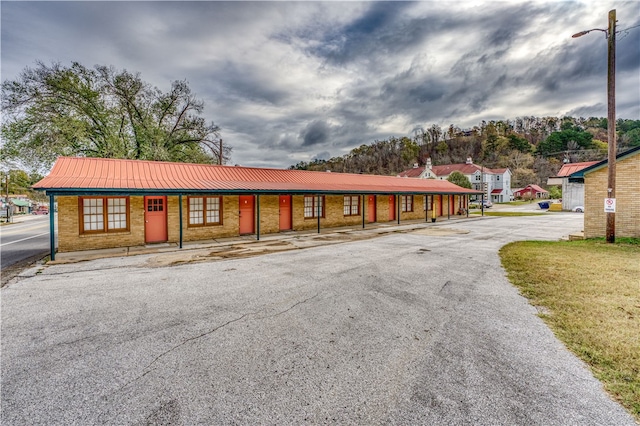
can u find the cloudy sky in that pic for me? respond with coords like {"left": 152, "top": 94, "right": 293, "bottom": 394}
{"left": 2, "top": 1, "right": 639, "bottom": 168}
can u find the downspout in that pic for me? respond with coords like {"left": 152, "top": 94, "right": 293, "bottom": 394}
{"left": 179, "top": 194, "right": 183, "bottom": 249}
{"left": 49, "top": 194, "right": 55, "bottom": 261}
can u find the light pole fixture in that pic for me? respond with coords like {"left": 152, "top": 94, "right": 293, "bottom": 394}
{"left": 572, "top": 9, "right": 617, "bottom": 243}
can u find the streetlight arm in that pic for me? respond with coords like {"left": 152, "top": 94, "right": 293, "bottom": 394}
{"left": 572, "top": 28, "right": 608, "bottom": 38}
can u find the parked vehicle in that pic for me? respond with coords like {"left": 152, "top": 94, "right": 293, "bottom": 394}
{"left": 572, "top": 206, "right": 584, "bottom": 213}
{"left": 469, "top": 199, "right": 492, "bottom": 208}
{"left": 32, "top": 207, "right": 49, "bottom": 215}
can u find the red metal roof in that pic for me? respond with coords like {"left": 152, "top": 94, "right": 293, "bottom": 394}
{"left": 430, "top": 163, "right": 481, "bottom": 176}
{"left": 514, "top": 184, "right": 548, "bottom": 194}
{"left": 555, "top": 161, "right": 598, "bottom": 177}
{"left": 33, "top": 157, "right": 481, "bottom": 195}
{"left": 398, "top": 163, "right": 509, "bottom": 178}
{"left": 397, "top": 167, "right": 425, "bottom": 178}
{"left": 491, "top": 189, "right": 502, "bottom": 194}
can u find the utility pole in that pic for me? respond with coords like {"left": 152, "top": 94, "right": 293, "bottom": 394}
{"left": 605, "top": 9, "right": 616, "bottom": 243}
{"left": 5, "top": 174, "right": 10, "bottom": 223}
{"left": 573, "top": 9, "right": 617, "bottom": 243}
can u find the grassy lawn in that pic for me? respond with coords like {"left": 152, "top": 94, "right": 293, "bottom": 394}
{"left": 500, "top": 239, "right": 640, "bottom": 421}
{"left": 469, "top": 211, "right": 546, "bottom": 217}
{"left": 499, "top": 200, "right": 541, "bottom": 206}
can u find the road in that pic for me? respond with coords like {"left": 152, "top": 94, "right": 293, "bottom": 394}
{"left": 1, "top": 215, "right": 52, "bottom": 274}
{"left": 2, "top": 213, "right": 634, "bottom": 425}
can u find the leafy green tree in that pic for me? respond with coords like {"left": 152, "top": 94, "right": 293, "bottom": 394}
{"left": 507, "top": 134, "right": 531, "bottom": 152}
{"left": 447, "top": 171, "right": 472, "bottom": 189}
{"left": 548, "top": 186, "right": 562, "bottom": 199}
{"left": 536, "top": 128, "right": 593, "bottom": 158}
{"left": 620, "top": 128, "right": 640, "bottom": 148}
{"left": 1, "top": 61, "right": 228, "bottom": 170}
{"left": 1, "top": 169, "right": 46, "bottom": 201}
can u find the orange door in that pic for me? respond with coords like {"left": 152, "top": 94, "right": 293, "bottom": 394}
{"left": 144, "top": 196, "right": 167, "bottom": 243}
{"left": 368, "top": 195, "right": 376, "bottom": 223}
{"left": 239, "top": 195, "right": 255, "bottom": 234}
{"left": 388, "top": 195, "right": 395, "bottom": 221}
{"left": 279, "top": 195, "right": 292, "bottom": 231}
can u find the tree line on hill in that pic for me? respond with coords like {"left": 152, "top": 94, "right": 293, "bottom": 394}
{"left": 289, "top": 117, "right": 640, "bottom": 189}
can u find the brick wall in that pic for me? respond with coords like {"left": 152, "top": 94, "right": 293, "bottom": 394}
{"left": 56, "top": 192, "right": 464, "bottom": 252}
{"left": 584, "top": 153, "right": 640, "bottom": 238}
{"left": 180, "top": 195, "right": 241, "bottom": 242}
{"left": 56, "top": 196, "right": 145, "bottom": 252}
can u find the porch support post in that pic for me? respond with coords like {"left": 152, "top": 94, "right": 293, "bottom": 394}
{"left": 256, "top": 194, "right": 260, "bottom": 241}
{"left": 362, "top": 195, "right": 365, "bottom": 229}
{"left": 317, "top": 195, "right": 321, "bottom": 234}
{"left": 432, "top": 195, "right": 437, "bottom": 223}
{"left": 49, "top": 194, "right": 55, "bottom": 261}
{"left": 179, "top": 194, "right": 183, "bottom": 249}
{"left": 425, "top": 194, "right": 428, "bottom": 222}
{"left": 447, "top": 195, "right": 450, "bottom": 219}
{"left": 397, "top": 194, "right": 400, "bottom": 225}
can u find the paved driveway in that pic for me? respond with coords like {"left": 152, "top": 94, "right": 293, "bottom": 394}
{"left": 1, "top": 214, "right": 634, "bottom": 425}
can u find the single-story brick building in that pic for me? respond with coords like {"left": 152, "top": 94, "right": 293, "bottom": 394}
{"left": 569, "top": 145, "right": 640, "bottom": 239}
{"left": 33, "top": 157, "right": 481, "bottom": 259}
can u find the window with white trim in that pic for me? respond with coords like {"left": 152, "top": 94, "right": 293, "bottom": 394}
{"left": 423, "top": 195, "right": 432, "bottom": 211}
{"left": 343, "top": 195, "right": 360, "bottom": 216}
{"left": 401, "top": 195, "right": 413, "bottom": 212}
{"left": 79, "top": 197, "right": 129, "bottom": 234}
{"left": 188, "top": 196, "right": 222, "bottom": 226}
{"left": 304, "top": 195, "right": 325, "bottom": 218}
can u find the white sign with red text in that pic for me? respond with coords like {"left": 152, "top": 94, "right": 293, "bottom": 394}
{"left": 604, "top": 198, "right": 616, "bottom": 213}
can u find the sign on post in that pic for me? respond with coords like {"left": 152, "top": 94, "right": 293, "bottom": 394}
{"left": 604, "top": 198, "right": 616, "bottom": 213}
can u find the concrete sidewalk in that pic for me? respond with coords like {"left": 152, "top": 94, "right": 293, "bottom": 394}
{"left": 50, "top": 215, "right": 483, "bottom": 266}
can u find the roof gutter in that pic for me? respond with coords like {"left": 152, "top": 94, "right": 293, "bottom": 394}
{"left": 36, "top": 188, "right": 483, "bottom": 197}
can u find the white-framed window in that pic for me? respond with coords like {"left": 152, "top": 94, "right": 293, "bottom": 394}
{"left": 401, "top": 195, "right": 413, "bottom": 212}
{"left": 304, "top": 195, "right": 324, "bottom": 218}
{"left": 423, "top": 195, "right": 432, "bottom": 211}
{"left": 79, "top": 197, "right": 129, "bottom": 234}
{"left": 343, "top": 195, "right": 360, "bottom": 216}
{"left": 188, "top": 196, "right": 222, "bottom": 226}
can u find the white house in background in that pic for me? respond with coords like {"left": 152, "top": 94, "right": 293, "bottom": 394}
{"left": 398, "top": 158, "right": 513, "bottom": 203}
{"left": 547, "top": 161, "right": 598, "bottom": 211}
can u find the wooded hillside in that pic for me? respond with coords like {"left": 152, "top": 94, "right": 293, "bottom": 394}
{"left": 289, "top": 117, "right": 640, "bottom": 189}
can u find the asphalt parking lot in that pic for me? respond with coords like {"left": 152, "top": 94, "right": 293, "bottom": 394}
{"left": 1, "top": 213, "right": 635, "bottom": 425}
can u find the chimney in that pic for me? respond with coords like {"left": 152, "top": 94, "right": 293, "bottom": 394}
{"left": 466, "top": 157, "right": 473, "bottom": 165}
{"left": 426, "top": 158, "right": 432, "bottom": 168}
